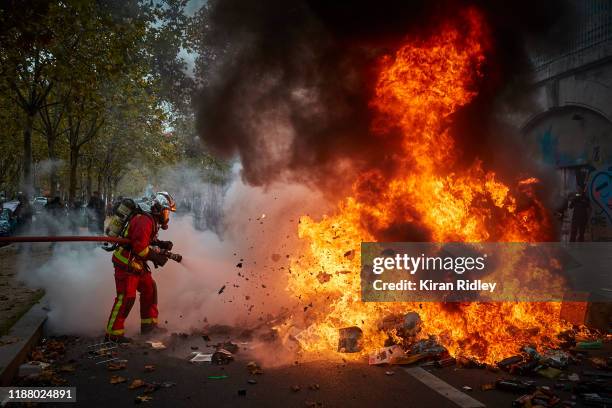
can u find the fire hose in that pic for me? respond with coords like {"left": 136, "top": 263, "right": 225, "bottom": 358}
{"left": 0, "top": 235, "right": 182, "bottom": 263}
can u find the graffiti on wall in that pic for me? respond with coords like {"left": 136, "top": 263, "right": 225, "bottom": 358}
{"left": 589, "top": 167, "right": 612, "bottom": 224}
{"left": 584, "top": 166, "right": 612, "bottom": 240}
{"left": 527, "top": 107, "right": 612, "bottom": 239}
{"left": 537, "top": 127, "right": 594, "bottom": 167}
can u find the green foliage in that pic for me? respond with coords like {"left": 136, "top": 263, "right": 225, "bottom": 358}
{"left": 0, "top": 0, "right": 229, "bottom": 200}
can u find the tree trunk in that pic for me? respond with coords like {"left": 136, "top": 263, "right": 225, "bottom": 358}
{"left": 107, "top": 177, "right": 113, "bottom": 202}
{"left": 96, "top": 172, "right": 102, "bottom": 194}
{"left": 22, "top": 112, "right": 34, "bottom": 194}
{"left": 68, "top": 146, "right": 80, "bottom": 203}
{"left": 86, "top": 160, "right": 92, "bottom": 198}
{"left": 48, "top": 137, "right": 58, "bottom": 196}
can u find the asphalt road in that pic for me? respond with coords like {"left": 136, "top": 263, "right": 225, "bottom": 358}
{"left": 12, "top": 333, "right": 611, "bottom": 408}
{"left": 46, "top": 334, "right": 463, "bottom": 408}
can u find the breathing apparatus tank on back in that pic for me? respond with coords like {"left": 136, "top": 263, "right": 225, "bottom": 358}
{"left": 102, "top": 198, "right": 138, "bottom": 251}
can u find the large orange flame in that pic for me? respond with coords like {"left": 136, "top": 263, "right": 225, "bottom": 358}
{"left": 284, "top": 8, "right": 568, "bottom": 365}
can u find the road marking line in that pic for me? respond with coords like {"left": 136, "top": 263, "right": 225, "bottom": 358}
{"left": 404, "top": 367, "right": 485, "bottom": 408}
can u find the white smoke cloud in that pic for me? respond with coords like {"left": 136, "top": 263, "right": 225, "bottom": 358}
{"left": 35, "top": 159, "right": 64, "bottom": 176}
{"left": 19, "top": 164, "right": 330, "bottom": 338}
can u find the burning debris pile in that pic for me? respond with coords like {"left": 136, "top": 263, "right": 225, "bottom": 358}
{"left": 280, "top": 8, "right": 574, "bottom": 365}
{"left": 355, "top": 314, "right": 611, "bottom": 407}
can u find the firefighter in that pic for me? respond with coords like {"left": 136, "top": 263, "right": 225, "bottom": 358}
{"left": 105, "top": 192, "right": 176, "bottom": 343}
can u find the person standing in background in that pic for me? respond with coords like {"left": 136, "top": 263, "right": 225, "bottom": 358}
{"left": 569, "top": 187, "right": 591, "bottom": 242}
{"left": 87, "top": 191, "right": 106, "bottom": 234}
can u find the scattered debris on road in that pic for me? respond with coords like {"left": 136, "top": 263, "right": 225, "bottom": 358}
{"left": 190, "top": 352, "right": 213, "bottom": 364}
{"left": 18, "top": 361, "right": 50, "bottom": 377}
{"left": 369, "top": 345, "right": 407, "bottom": 365}
{"left": 212, "top": 348, "right": 234, "bottom": 364}
{"left": 337, "top": 326, "right": 363, "bottom": 353}
{"left": 146, "top": 340, "right": 166, "bottom": 350}
{"left": 207, "top": 375, "right": 229, "bottom": 380}
{"left": 247, "top": 361, "right": 264, "bottom": 375}
{"left": 160, "top": 381, "right": 176, "bottom": 388}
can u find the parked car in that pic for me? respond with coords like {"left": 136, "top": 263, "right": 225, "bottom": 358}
{"left": 0, "top": 200, "right": 19, "bottom": 237}
{"left": 32, "top": 196, "right": 48, "bottom": 213}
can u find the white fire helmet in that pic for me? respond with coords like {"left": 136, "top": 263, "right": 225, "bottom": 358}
{"left": 152, "top": 191, "right": 176, "bottom": 229}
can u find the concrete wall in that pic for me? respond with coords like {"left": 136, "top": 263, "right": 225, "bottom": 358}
{"left": 523, "top": 35, "right": 612, "bottom": 240}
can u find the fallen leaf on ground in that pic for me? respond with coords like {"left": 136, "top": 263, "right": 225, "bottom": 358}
{"left": 30, "top": 350, "right": 45, "bottom": 361}
{"left": 129, "top": 379, "right": 146, "bottom": 389}
{"left": 58, "top": 364, "right": 75, "bottom": 373}
{"left": 135, "top": 395, "right": 153, "bottom": 403}
{"left": 110, "top": 375, "right": 127, "bottom": 384}
{"left": 107, "top": 361, "right": 126, "bottom": 371}
{"left": 50, "top": 374, "right": 68, "bottom": 386}
{"left": 46, "top": 340, "right": 65, "bottom": 353}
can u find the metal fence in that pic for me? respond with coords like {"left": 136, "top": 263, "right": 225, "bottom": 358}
{"left": 531, "top": 0, "right": 612, "bottom": 69}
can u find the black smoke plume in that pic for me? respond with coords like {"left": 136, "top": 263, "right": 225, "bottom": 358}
{"left": 193, "top": 0, "right": 574, "bottom": 196}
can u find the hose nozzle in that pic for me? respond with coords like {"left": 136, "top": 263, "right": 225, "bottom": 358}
{"left": 169, "top": 252, "right": 182, "bottom": 263}
{"left": 159, "top": 249, "right": 182, "bottom": 263}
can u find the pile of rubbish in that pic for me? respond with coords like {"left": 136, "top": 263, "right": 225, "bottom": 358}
{"left": 490, "top": 341, "right": 612, "bottom": 407}
{"left": 337, "top": 312, "right": 611, "bottom": 407}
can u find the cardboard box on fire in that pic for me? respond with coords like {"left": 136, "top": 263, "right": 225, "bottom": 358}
{"left": 368, "top": 345, "right": 427, "bottom": 365}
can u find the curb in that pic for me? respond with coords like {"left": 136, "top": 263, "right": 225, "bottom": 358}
{"left": 0, "top": 296, "right": 48, "bottom": 385}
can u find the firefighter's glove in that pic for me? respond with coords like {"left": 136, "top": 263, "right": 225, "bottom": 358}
{"left": 154, "top": 240, "right": 173, "bottom": 251}
{"left": 148, "top": 248, "right": 169, "bottom": 268}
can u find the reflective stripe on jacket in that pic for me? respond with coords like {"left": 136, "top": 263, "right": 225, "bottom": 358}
{"left": 112, "top": 213, "right": 157, "bottom": 272}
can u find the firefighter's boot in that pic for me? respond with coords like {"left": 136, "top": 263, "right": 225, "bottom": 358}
{"left": 104, "top": 333, "right": 132, "bottom": 344}
{"left": 140, "top": 324, "right": 168, "bottom": 336}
